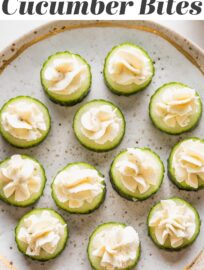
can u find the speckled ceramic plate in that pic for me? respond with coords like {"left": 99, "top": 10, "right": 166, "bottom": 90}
{"left": 0, "top": 21, "right": 204, "bottom": 270}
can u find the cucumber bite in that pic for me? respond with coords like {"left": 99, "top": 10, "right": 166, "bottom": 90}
{"left": 104, "top": 43, "right": 154, "bottom": 96}
{"left": 15, "top": 209, "right": 68, "bottom": 261}
{"left": 52, "top": 162, "right": 106, "bottom": 214}
{"left": 41, "top": 51, "right": 91, "bottom": 106}
{"left": 149, "top": 82, "right": 202, "bottom": 135}
{"left": 87, "top": 222, "right": 140, "bottom": 270}
{"left": 0, "top": 154, "right": 46, "bottom": 207}
{"left": 0, "top": 96, "right": 51, "bottom": 148}
{"left": 168, "top": 137, "right": 204, "bottom": 191}
{"left": 147, "top": 198, "right": 200, "bottom": 250}
{"left": 110, "top": 148, "right": 164, "bottom": 201}
{"left": 73, "top": 100, "right": 125, "bottom": 152}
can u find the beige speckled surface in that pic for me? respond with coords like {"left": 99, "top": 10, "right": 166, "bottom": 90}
{"left": 0, "top": 21, "right": 204, "bottom": 270}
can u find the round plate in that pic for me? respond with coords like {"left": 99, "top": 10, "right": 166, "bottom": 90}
{"left": 0, "top": 21, "right": 204, "bottom": 270}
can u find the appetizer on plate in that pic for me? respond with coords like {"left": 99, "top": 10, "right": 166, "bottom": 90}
{"left": 110, "top": 148, "right": 164, "bottom": 201}
{"left": 0, "top": 154, "right": 46, "bottom": 207}
{"left": 149, "top": 82, "right": 202, "bottom": 135}
{"left": 87, "top": 222, "right": 140, "bottom": 270}
{"left": 104, "top": 43, "right": 154, "bottom": 96}
{"left": 15, "top": 209, "right": 68, "bottom": 261}
{"left": 168, "top": 137, "right": 204, "bottom": 191}
{"left": 52, "top": 162, "right": 106, "bottom": 214}
{"left": 73, "top": 99, "right": 125, "bottom": 152}
{"left": 41, "top": 51, "right": 91, "bottom": 106}
{"left": 0, "top": 96, "right": 51, "bottom": 148}
{"left": 147, "top": 198, "right": 200, "bottom": 250}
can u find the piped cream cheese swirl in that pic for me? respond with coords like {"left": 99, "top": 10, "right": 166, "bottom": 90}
{"left": 54, "top": 165, "right": 104, "bottom": 208}
{"left": 0, "top": 155, "right": 41, "bottom": 202}
{"left": 92, "top": 226, "right": 139, "bottom": 270}
{"left": 18, "top": 210, "right": 66, "bottom": 256}
{"left": 116, "top": 148, "right": 158, "bottom": 194}
{"left": 80, "top": 105, "right": 121, "bottom": 145}
{"left": 44, "top": 56, "right": 88, "bottom": 95}
{"left": 1, "top": 101, "right": 47, "bottom": 141}
{"left": 149, "top": 199, "right": 196, "bottom": 248}
{"left": 172, "top": 139, "right": 204, "bottom": 188}
{"left": 108, "top": 46, "right": 152, "bottom": 86}
{"left": 156, "top": 87, "right": 199, "bottom": 128}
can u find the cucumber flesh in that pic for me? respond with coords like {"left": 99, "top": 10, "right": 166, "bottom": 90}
{"left": 149, "top": 82, "right": 202, "bottom": 135}
{"left": 15, "top": 209, "right": 68, "bottom": 261}
{"left": 104, "top": 43, "right": 154, "bottom": 96}
{"left": 52, "top": 162, "right": 106, "bottom": 214}
{"left": 147, "top": 198, "right": 201, "bottom": 250}
{"left": 168, "top": 137, "right": 204, "bottom": 191}
{"left": 0, "top": 96, "right": 51, "bottom": 148}
{"left": 88, "top": 222, "right": 140, "bottom": 270}
{"left": 110, "top": 148, "right": 164, "bottom": 201}
{"left": 41, "top": 52, "right": 91, "bottom": 106}
{"left": 0, "top": 155, "right": 46, "bottom": 207}
{"left": 73, "top": 100, "right": 125, "bottom": 152}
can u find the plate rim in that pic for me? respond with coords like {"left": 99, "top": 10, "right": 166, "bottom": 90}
{"left": 0, "top": 20, "right": 204, "bottom": 75}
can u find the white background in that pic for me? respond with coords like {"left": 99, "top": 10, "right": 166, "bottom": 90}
{"left": 0, "top": 20, "right": 204, "bottom": 51}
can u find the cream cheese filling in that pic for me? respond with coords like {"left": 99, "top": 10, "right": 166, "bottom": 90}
{"left": 172, "top": 140, "right": 204, "bottom": 188}
{"left": 0, "top": 155, "right": 41, "bottom": 202}
{"left": 80, "top": 105, "right": 122, "bottom": 145}
{"left": 107, "top": 46, "right": 152, "bottom": 87}
{"left": 92, "top": 226, "right": 139, "bottom": 270}
{"left": 115, "top": 148, "right": 159, "bottom": 194}
{"left": 44, "top": 56, "right": 88, "bottom": 95}
{"left": 18, "top": 210, "right": 66, "bottom": 256}
{"left": 1, "top": 101, "right": 47, "bottom": 141}
{"left": 156, "top": 87, "right": 199, "bottom": 128}
{"left": 149, "top": 199, "right": 196, "bottom": 248}
{"left": 54, "top": 165, "right": 104, "bottom": 208}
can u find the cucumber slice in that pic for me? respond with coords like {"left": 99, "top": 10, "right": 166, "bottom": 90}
{"left": 110, "top": 148, "right": 164, "bottom": 201}
{"left": 147, "top": 198, "right": 201, "bottom": 250}
{"left": 149, "top": 82, "right": 202, "bottom": 135}
{"left": 52, "top": 162, "right": 106, "bottom": 214}
{"left": 40, "top": 52, "right": 91, "bottom": 106}
{"left": 87, "top": 222, "right": 140, "bottom": 270}
{"left": 73, "top": 100, "right": 125, "bottom": 152}
{"left": 168, "top": 137, "right": 204, "bottom": 191}
{"left": 104, "top": 43, "right": 154, "bottom": 96}
{"left": 0, "top": 96, "right": 51, "bottom": 148}
{"left": 15, "top": 209, "right": 68, "bottom": 261}
{"left": 0, "top": 154, "right": 46, "bottom": 207}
